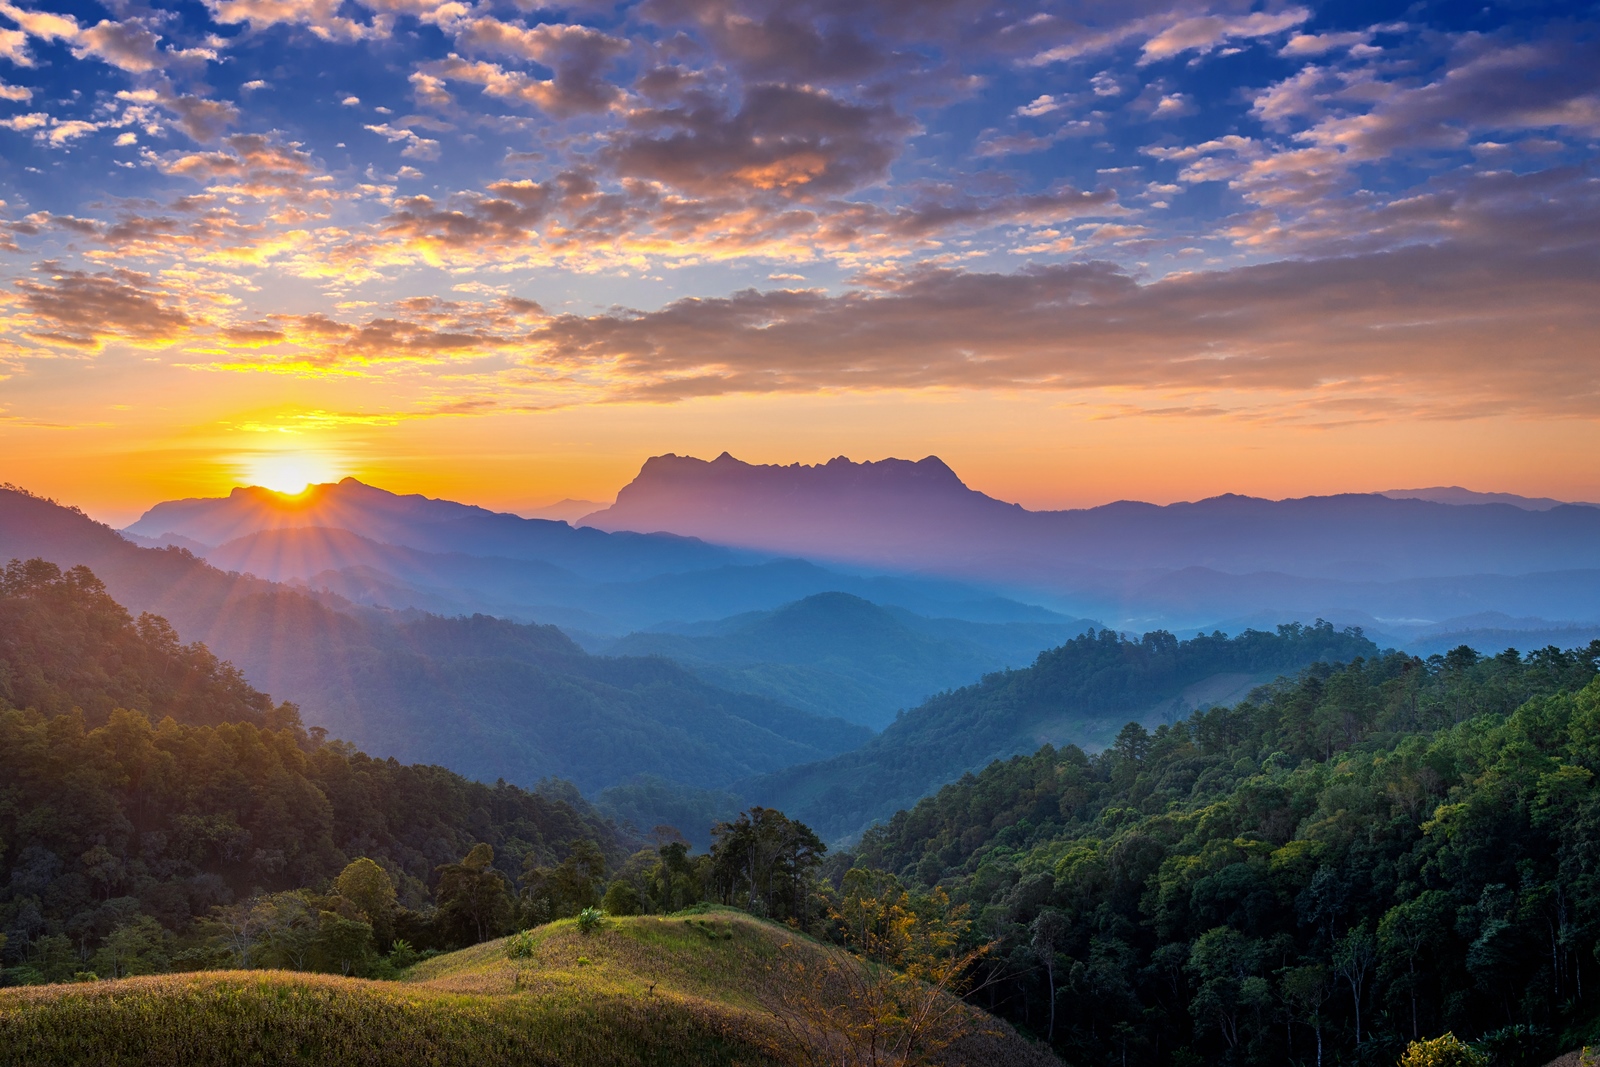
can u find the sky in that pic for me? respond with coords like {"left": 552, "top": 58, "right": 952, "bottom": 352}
{"left": 0, "top": 0, "right": 1597, "bottom": 524}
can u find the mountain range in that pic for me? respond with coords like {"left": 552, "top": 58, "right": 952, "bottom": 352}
{"left": 583, "top": 453, "right": 1600, "bottom": 635}
{"left": 0, "top": 486, "right": 869, "bottom": 793}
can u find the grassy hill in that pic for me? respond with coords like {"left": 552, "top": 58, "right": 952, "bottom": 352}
{"left": 0, "top": 909, "right": 1057, "bottom": 1067}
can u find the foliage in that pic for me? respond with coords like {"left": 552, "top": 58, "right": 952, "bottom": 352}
{"left": 844, "top": 641, "right": 1600, "bottom": 1065}
{"left": 0, "top": 561, "right": 628, "bottom": 983}
{"left": 751, "top": 621, "right": 1381, "bottom": 839}
{"left": 1397, "top": 1033, "right": 1487, "bottom": 1067}
{"left": 765, "top": 869, "right": 996, "bottom": 1067}
{"left": 435, "top": 844, "right": 515, "bottom": 945}
{"left": 709, "top": 807, "right": 826, "bottom": 922}
{"left": 576, "top": 907, "right": 604, "bottom": 934}
{"left": 603, "top": 881, "right": 643, "bottom": 917}
{"left": 0, "top": 558, "right": 278, "bottom": 728}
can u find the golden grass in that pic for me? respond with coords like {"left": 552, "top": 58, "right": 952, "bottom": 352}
{"left": 0, "top": 908, "right": 1056, "bottom": 1067}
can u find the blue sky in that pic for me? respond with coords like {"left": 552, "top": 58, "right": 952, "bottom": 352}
{"left": 1, "top": 0, "right": 1598, "bottom": 517}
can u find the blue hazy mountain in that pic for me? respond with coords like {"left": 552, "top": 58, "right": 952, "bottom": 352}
{"left": 602, "top": 592, "right": 1097, "bottom": 729}
{"left": 0, "top": 485, "right": 868, "bottom": 793}
{"left": 583, "top": 452, "right": 1600, "bottom": 628}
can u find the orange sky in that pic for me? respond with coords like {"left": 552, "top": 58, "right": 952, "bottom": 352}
{"left": 3, "top": 0, "right": 1597, "bottom": 525}
{"left": 6, "top": 356, "right": 1597, "bottom": 527}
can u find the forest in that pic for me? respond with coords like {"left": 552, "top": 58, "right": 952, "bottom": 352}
{"left": 14, "top": 552, "right": 1600, "bottom": 1067}
{"left": 750, "top": 621, "right": 1381, "bottom": 839}
{"left": 847, "top": 636, "right": 1600, "bottom": 1065}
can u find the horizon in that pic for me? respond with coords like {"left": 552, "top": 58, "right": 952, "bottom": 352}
{"left": 47, "top": 455, "right": 1598, "bottom": 530}
{"left": 2, "top": 0, "right": 1596, "bottom": 518}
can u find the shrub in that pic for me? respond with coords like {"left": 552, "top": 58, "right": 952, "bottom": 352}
{"left": 505, "top": 930, "right": 539, "bottom": 959}
{"left": 602, "top": 881, "right": 642, "bottom": 917}
{"left": 1398, "top": 1033, "right": 1488, "bottom": 1067}
{"left": 576, "top": 908, "right": 604, "bottom": 935}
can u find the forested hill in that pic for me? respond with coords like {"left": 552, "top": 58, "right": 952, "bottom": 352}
{"left": 0, "top": 487, "right": 869, "bottom": 792}
{"left": 745, "top": 623, "right": 1378, "bottom": 840}
{"left": 0, "top": 558, "right": 279, "bottom": 729}
{"left": 0, "top": 563, "right": 627, "bottom": 974}
{"left": 845, "top": 642, "right": 1600, "bottom": 1066}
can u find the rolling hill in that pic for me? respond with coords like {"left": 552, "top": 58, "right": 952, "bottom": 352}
{"left": 741, "top": 621, "right": 1379, "bottom": 840}
{"left": 0, "top": 910, "right": 1058, "bottom": 1067}
{"left": 0, "top": 487, "right": 868, "bottom": 793}
{"left": 603, "top": 592, "right": 1096, "bottom": 729}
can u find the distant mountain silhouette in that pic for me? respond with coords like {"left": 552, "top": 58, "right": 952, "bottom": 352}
{"left": 602, "top": 592, "right": 1097, "bottom": 729}
{"left": 583, "top": 453, "right": 1600, "bottom": 625}
{"left": 127, "top": 479, "right": 739, "bottom": 581}
{"left": 0, "top": 485, "right": 868, "bottom": 792}
{"left": 1378, "top": 486, "right": 1595, "bottom": 510}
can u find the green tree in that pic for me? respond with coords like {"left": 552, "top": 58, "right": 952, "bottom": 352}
{"left": 88, "top": 916, "right": 169, "bottom": 980}
{"left": 1186, "top": 927, "right": 1270, "bottom": 1051}
{"left": 602, "top": 880, "right": 642, "bottom": 916}
{"left": 436, "top": 843, "right": 513, "bottom": 944}
{"left": 709, "top": 807, "right": 825, "bottom": 922}
{"left": 335, "top": 857, "right": 397, "bottom": 946}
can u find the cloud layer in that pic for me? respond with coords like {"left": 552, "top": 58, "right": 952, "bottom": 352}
{"left": 0, "top": 0, "right": 1595, "bottom": 429}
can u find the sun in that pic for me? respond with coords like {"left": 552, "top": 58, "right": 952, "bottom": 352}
{"left": 242, "top": 453, "right": 345, "bottom": 496}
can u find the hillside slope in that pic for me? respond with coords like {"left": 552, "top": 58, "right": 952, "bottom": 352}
{"left": 0, "top": 488, "right": 868, "bottom": 792}
{"left": 744, "top": 622, "right": 1379, "bottom": 840}
{"left": 605, "top": 592, "right": 1095, "bottom": 728}
{"left": 0, "top": 911, "right": 1057, "bottom": 1067}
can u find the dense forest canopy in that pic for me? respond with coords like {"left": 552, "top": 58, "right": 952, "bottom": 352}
{"left": 0, "top": 558, "right": 277, "bottom": 729}
{"left": 0, "top": 560, "right": 627, "bottom": 982}
{"left": 846, "top": 641, "right": 1600, "bottom": 1065}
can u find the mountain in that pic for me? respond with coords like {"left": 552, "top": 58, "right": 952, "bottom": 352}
{"left": 0, "top": 486, "right": 868, "bottom": 793}
{"left": 602, "top": 592, "right": 1097, "bottom": 729}
{"left": 128, "top": 485, "right": 1067, "bottom": 634}
{"left": 127, "top": 479, "right": 742, "bottom": 581}
{"left": 583, "top": 452, "right": 1600, "bottom": 628}
{"left": 740, "top": 621, "right": 1379, "bottom": 841}
{"left": 1379, "top": 485, "right": 1592, "bottom": 509}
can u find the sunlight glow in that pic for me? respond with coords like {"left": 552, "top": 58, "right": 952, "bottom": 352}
{"left": 240, "top": 452, "right": 347, "bottom": 496}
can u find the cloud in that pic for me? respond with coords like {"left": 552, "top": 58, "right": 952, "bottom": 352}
{"left": 501, "top": 236, "right": 1600, "bottom": 418}
{"left": 0, "top": 78, "right": 31, "bottom": 101}
{"left": 0, "top": 3, "right": 205, "bottom": 73}
{"left": 449, "top": 18, "right": 628, "bottom": 115}
{"left": 203, "top": 0, "right": 372, "bottom": 41}
{"left": 605, "top": 83, "right": 913, "bottom": 196}
{"left": 159, "top": 133, "right": 329, "bottom": 200}
{"left": 2, "top": 262, "right": 193, "bottom": 349}
{"left": 365, "top": 121, "right": 441, "bottom": 160}
{"left": 1139, "top": 8, "right": 1309, "bottom": 64}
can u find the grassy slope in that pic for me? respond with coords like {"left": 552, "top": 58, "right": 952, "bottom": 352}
{"left": 0, "top": 909, "right": 1056, "bottom": 1067}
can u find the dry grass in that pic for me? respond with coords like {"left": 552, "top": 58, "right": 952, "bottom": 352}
{"left": 0, "top": 908, "right": 1055, "bottom": 1067}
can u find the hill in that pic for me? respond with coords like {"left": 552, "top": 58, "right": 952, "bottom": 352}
{"left": 742, "top": 622, "right": 1379, "bottom": 840}
{"left": 0, "top": 910, "right": 1058, "bottom": 1067}
{"left": 604, "top": 592, "right": 1096, "bottom": 729}
{"left": 0, "top": 489, "right": 869, "bottom": 793}
{"left": 190, "top": 524, "right": 1070, "bottom": 635}
{"left": 839, "top": 641, "right": 1600, "bottom": 1067}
